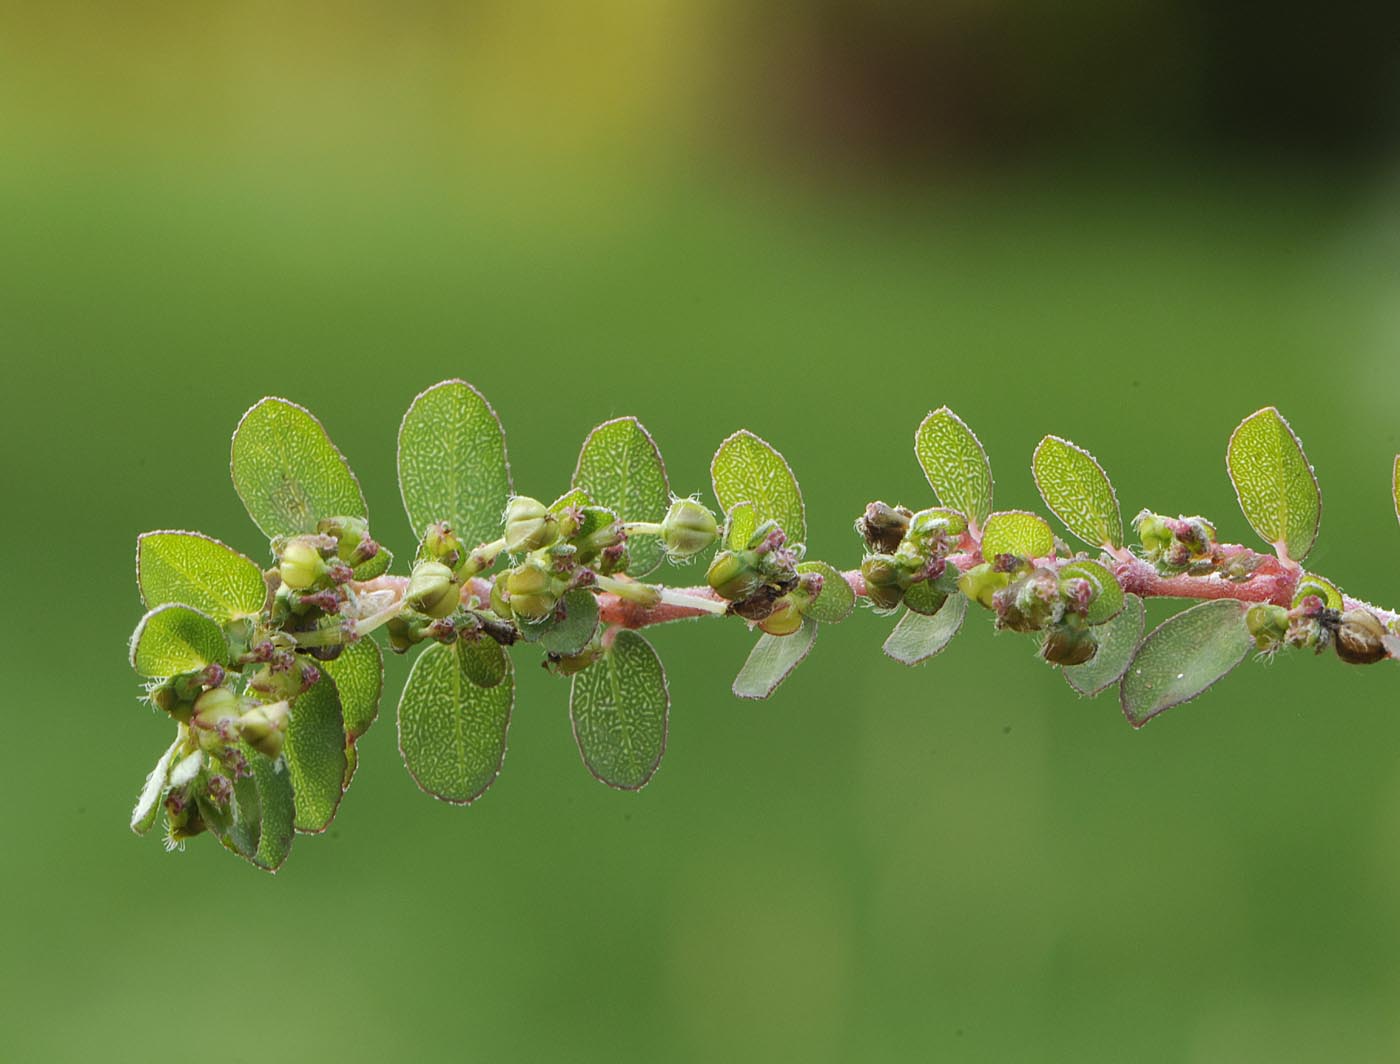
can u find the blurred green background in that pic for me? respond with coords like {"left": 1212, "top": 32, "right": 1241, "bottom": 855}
{"left": 4, "top": 3, "right": 1400, "bottom": 1061}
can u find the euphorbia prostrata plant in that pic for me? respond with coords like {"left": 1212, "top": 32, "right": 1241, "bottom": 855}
{"left": 125, "top": 382, "right": 1400, "bottom": 870}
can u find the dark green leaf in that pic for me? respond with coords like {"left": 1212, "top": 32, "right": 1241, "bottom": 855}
{"left": 398, "top": 640, "right": 514, "bottom": 804}
{"left": 1120, "top": 600, "right": 1252, "bottom": 727}
{"left": 136, "top": 531, "right": 269, "bottom": 620}
{"left": 129, "top": 604, "right": 228, "bottom": 677}
{"left": 1064, "top": 594, "right": 1144, "bottom": 697}
{"left": 231, "top": 397, "right": 366, "bottom": 539}
{"left": 540, "top": 590, "right": 600, "bottom": 656}
{"left": 1226, "top": 407, "right": 1321, "bottom": 563}
{"left": 711, "top": 431, "right": 806, "bottom": 545}
{"left": 242, "top": 744, "right": 295, "bottom": 872}
{"left": 321, "top": 637, "right": 383, "bottom": 742}
{"left": 797, "top": 561, "right": 854, "bottom": 624}
{"left": 882, "top": 593, "right": 967, "bottom": 666}
{"left": 569, "top": 630, "right": 669, "bottom": 790}
{"left": 1032, "top": 436, "right": 1123, "bottom": 549}
{"left": 398, "top": 379, "right": 513, "bottom": 548}
{"left": 573, "top": 417, "right": 670, "bottom": 577}
{"left": 733, "top": 618, "right": 818, "bottom": 700}
{"left": 283, "top": 677, "right": 348, "bottom": 833}
{"left": 914, "top": 408, "right": 994, "bottom": 530}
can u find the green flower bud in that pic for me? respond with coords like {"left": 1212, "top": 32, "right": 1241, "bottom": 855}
{"left": 489, "top": 578, "right": 512, "bottom": 620}
{"left": 149, "top": 681, "right": 194, "bottom": 723}
{"left": 997, "top": 570, "right": 1059, "bottom": 633}
{"left": 856, "top": 502, "right": 912, "bottom": 554}
{"left": 1335, "top": 609, "right": 1388, "bottom": 666}
{"left": 505, "top": 559, "right": 561, "bottom": 623}
{"left": 317, "top": 515, "right": 378, "bottom": 566}
{"left": 545, "top": 644, "right": 603, "bottom": 676}
{"left": 239, "top": 700, "right": 291, "bottom": 759}
{"left": 957, "top": 563, "right": 1011, "bottom": 610}
{"left": 165, "top": 790, "right": 207, "bottom": 844}
{"left": 406, "top": 561, "right": 461, "bottom": 619}
{"left": 660, "top": 498, "right": 719, "bottom": 560}
{"left": 279, "top": 538, "right": 327, "bottom": 590}
{"left": 759, "top": 597, "right": 804, "bottom": 636}
{"left": 861, "top": 554, "right": 905, "bottom": 610}
{"left": 1132, "top": 511, "right": 1173, "bottom": 556}
{"left": 907, "top": 507, "right": 967, "bottom": 546}
{"left": 1245, "top": 603, "right": 1290, "bottom": 651}
{"left": 421, "top": 522, "right": 466, "bottom": 567}
{"left": 504, "top": 496, "right": 558, "bottom": 553}
{"left": 192, "top": 687, "right": 241, "bottom": 734}
{"left": 707, "top": 550, "right": 763, "bottom": 601}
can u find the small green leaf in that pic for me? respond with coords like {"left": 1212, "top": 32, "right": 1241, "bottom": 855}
{"left": 882, "top": 593, "right": 967, "bottom": 666}
{"left": 979, "top": 511, "right": 1055, "bottom": 561}
{"left": 282, "top": 677, "right": 348, "bottom": 833}
{"left": 321, "top": 637, "right": 383, "bottom": 742}
{"left": 724, "top": 501, "right": 758, "bottom": 551}
{"left": 903, "top": 580, "right": 949, "bottom": 616}
{"left": 540, "top": 590, "right": 600, "bottom": 656}
{"left": 242, "top": 745, "right": 295, "bottom": 872}
{"left": 231, "top": 397, "right": 367, "bottom": 540}
{"left": 398, "top": 640, "right": 514, "bottom": 804}
{"left": 131, "top": 738, "right": 180, "bottom": 835}
{"left": 573, "top": 417, "right": 670, "bottom": 577}
{"left": 459, "top": 635, "right": 508, "bottom": 689}
{"left": 129, "top": 604, "right": 228, "bottom": 677}
{"left": 398, "top": 380, "right": 513, "bottom": 548}
{"left": 914, "top": 408, "right": 994, "bottom": 530}
{"left": 1225, "top": 407, "right": 1321, "bottom": 563}
{"left": 1058, "top": 559, "right": 1124, "bottom": 625}
{"left": 1120, "top": 599, "right": 1252, "bottom": 728}
{"left": 797, "top": 561, "right": 854, "bottom": 624}
{"left": 549, "top": 487, "right": 591, "bottom": 513}
{"left": 1294, "top": 572, "right": 1342, "bottom": 610}
{"left": 352, "top": 546, "right": 393, "bottom": 582}
{"left": 569, "top": 630, "right": 669, "bottom": 790}
{"left": 733, "top": 618, "right": 818, "bottom": 700}
{"left": 1032, "top": 436, "right": 1123, "bottom": 549}
{"left": 1064, "top": 594, "right": 1144, "bottom": 696}
{"left": 136, "top": 531, "right": 269, "bottom": 620}
{"left": 711, "top": 431, "right": 806, "bottom": 545}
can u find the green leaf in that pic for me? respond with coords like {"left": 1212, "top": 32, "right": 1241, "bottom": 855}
{"left": 549, "top": 487, "right": 591, "bottom": 513}
{"left": 724, "top": 501, "right": 758, "bottom": 550}
{"left": 540, "top": 590, "right": 600, "bottom": 656}
{"left": 573, "top": 417, "right": 670, "bottom": 577}
{"left": 1064, "top": 594, "right": 1144, "bottom": 697}
{"left": 569, "top": 630, "right": 669, "bottom": 790}
{"left": 903, "top": 580, "right": 949, "bottom": 617}
{"left": 231, "top": 397, "right": 367, "bottom": 539}
{"left": 797, "top": 561, "right": 854, "bottom": 624}
{"left": 398, "top": 640, "right": 514, "bottom": 804}
{"left": 711, "top": 431, "right": 806, "bottom": 545}
{"left": 136, "top": 531, "right": 269, "bottom": 621}
{"left": 1120, "top": 599, "right": 1252, "bottom": 728}
{"left": 733, "top": 618, "right": 818, "bottom": 700}
{"left": 242, "top": 744, "right": 295, "bottom": 872}
{"left": 1225, "top": 407, "right": 1321, "bottom": 563}
{"left": 321, "top": 637, "right": 383, "bottom": 742}
{"left": 979, "top": 510, "right": 1055, "bottom": 561}
{"left": 914, "top": 408, "right": 994, "bottom": 530}
{"left": 129, "top": 604, "right": 228, "bottom": 677}
{"left": 398, "top": 379, "right": 512, "bottom": 547}
{"left": 130, "top": 738, "right": 180, "bottom": 835}
{"left": 282, "top": 677, "right": 348, "bottom": 833}
{"left": 352, "top": 546, "right": 393, "bottom": 582}
{"left": 459, "top": 635, "right": 508, "bottom": 688}
{"left": 1058, "top": 559, "right": 1124, "bottom": 625}
{"left": 1294, "top": 572, "right": 1342, "bottom": 611}
{"left": 1032, "top": 436, "right": 1123, "bottom": 549}
{"left": 882, "top": 593, "right": 967, "bottom": 666}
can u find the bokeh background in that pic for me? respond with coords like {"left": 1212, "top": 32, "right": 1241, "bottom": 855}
{"left": 4, "top": 3, "right": 1400, "bottom": 1061}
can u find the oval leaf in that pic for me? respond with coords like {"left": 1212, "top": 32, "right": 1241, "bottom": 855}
{"left": 711, "top": 431, "right": 806, "bottom": 545}
{"left": 459, "top": 635, "right": 508, "bottom": 689}
{"left": 540, "top": 590, "right": 600, "bottom": 656}
{"left": 322, "top": 637, "right": 383, "bottom": 743}
{"left": 130, "top": 738, "right": 181, "bottom": 835}
{"left": 282, "top": 677, "right": 348, "bottom": 833}
{"left": 398, "top": 640, "right": 514, "bottom": 804}
{"left": 882, "top": 593, "right": 967, "bottom": 666}
{"left": 724, "top": 501, "right": 758, "bottom": 551}
{"left": 231, "top": 397, "right": 367, "bottom": 539}
{"left": 1059, "top": 559, "right": 1124, "bottom": 625}
{"left": 914, "top": 408, "right": 994, "bottom": 530}
{"left": 1032, "top": 436, "right": 1123, "bottom": 549}
{"left": 242, "top": 744, "right": 296, "bottom": 872}
{"left": 980, "top": 510, "right": 1055, "bottom": 561}
{"left": 1120, "top": 599, "right": 1252, "bottom": 728}
{"left": 398, "top": 380, "right": 512, "bottom": 548}
{"left": 1226, "top": 407, "right": 1321, "bottom": 563}
{"left": 733, "top": 617, "right": 818, "bottom": 700}
{"left": 797, "top": 561, "right": 855, "bottom": 624}
{"left": 569, "top": 630, "right": 669, "bottom": 790}
{"left": 573, "top": 417, "right": 670, "bottom": 577}
{"left": 129, "top": 604, "right": 228, "bottom": 677}
{"left": 1064, "top": 593, "right": 1144, "bottom": 696}
{"left": 137, "top": 531, "right": 269, "bottom": 620}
